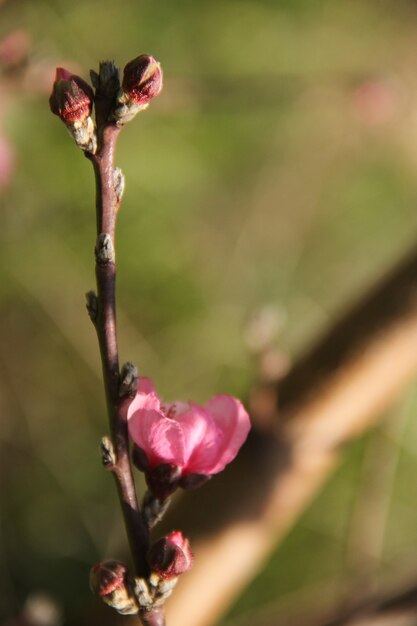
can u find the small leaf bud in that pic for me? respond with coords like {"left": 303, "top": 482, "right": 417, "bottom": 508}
{"left": 95, "top": 233, "right": 115, "bottom": 264}
{"left": 148, "top": 572, "right": 178, "bottom": 607}
{"left": 119, "top": 361, "right": 137, "bottom": 398}
{"left": 100, "top": 436, "right": 116, "bottom": 470}
{"left": 90, "top": 560, "right": 138, "bottom": 615}
{"left": 133, "top": 577, "right": 154, "bottom": 611}
{"left": 49, "top": 68, "right": 97, "bottom": 152}
{"left": 85, "top": 290, "right": 98, "bottom": 323}
{"left": 149, "top": 531, "right": 193, "bottom": 580}
{"left": 113, "top": 167, "right": 125, "bottom": 204}
{"left": 113, "top": 55, "right": 162, "bottom": 125}
{"left": 92, "top": 61, "right": 120, "bottom": 102}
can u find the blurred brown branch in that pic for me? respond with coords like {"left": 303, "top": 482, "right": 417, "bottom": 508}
{"left": 163, "top": 245, "right": 417, "bottom": 626}
{"left": 233, "top": 578, "right": 417, "bottom": 626}
{"left": 318, "top": 582, "right": 417, "bottom": 626}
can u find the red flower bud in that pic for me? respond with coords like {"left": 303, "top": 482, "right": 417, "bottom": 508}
{"left": 89, "top": 560, "right": 138, "bottom": 615}
{"left": 49, "top": 67, "right": 96, "bottom": 152}
{"left": 113, "top": 55, "right": 162, "bottom": 125}
{"left": 122, "top": 55, "right": 162, "bottom": 106}
{"left": 149, "top": 531, "right": 193, "bottom": 580}
{"left": 49, "top": 67, "right": 94, "bottom": 125}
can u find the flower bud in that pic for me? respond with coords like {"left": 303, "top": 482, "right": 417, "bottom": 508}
{"left": 113, "top": 55, "right": 162, "bottom": 125}
{"left": 49, "top": 67, "right": 97, "bottom": 152}
{"left": 89, "top": 560, "right": 138, "bottom": 615}
{"left": 123, "top": 55, "right": 162, "bottom": 105}
{"left": 149, "top": 531, "right": 193, "bottom": 580}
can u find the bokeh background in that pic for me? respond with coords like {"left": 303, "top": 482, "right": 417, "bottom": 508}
{"left": 2, "top": 0, "right": 417, "bottom": 625}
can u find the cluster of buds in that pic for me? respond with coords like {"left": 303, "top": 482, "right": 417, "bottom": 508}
{"left": 90, "top": 531, "right": 193, "bottom": 615}
{"left": 49, "top": 55, "right": 162, "bottom": 152}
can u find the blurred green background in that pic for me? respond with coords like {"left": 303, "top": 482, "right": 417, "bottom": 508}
{"left": 2, "top": 0, "right": 417, "bottom": 624}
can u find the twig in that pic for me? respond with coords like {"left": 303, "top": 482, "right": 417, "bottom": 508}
{"left": 85, "top": 70, "right": 165, "bottom": 626}
{"left": 164, "top": 246, "right": 417, "bottom": 626}
{"left": 87, "top": 122, "right": 150, "bottom": 580}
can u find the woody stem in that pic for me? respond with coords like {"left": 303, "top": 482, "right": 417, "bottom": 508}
{"left": 88, "top": 123, "right": 150, "bottom": 579}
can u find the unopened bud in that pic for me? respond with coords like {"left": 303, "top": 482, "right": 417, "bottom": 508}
{"left": 49, "top": 68, "right": 96, "bottom": 152}
{"left": 113, "top": 55, "right": 162, "bottom": 125}
{"left": 149, "top": 531, "right": 193, "bottom": 580}
{"left": 119, "top": 362, "right": 137, "bottom": 398}
{"left": 90, "top": 560, "right": 138, "bottom": 615}
{"left": 95, "top": 233, "right": 115, "bottom": 264}
{"left": 100, "top": 436, "right": 116, "bottom": 469}
{"left": 85, "top": 290, "right": 98, "bottom": 323}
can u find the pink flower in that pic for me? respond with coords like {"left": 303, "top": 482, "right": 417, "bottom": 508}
{"left": 125, "top": 378, "right": 250, "bottom": 498}
{"left": 149, "top": 531, "right": 193, "bottom": 580}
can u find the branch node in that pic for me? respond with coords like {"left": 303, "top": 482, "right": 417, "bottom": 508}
{"left": 85, "top": 290, "right": 98, "bottom": 323}
{"left": 119, "top": 361, "right": 138, "bottom": 398}
{"left": 95, "top": 233, "right": 115, "bottom": 264}
{"left": 142, "top": 491, "right": 171, "bottom": 529}
{"left": 113, "top": 167, "right": 125, "bottom": 204}
{"left": 92, "top": 61, "right": 121, "bottom": 122}
{"left": 100, "top": 436, "right": 117, "bottom": 469}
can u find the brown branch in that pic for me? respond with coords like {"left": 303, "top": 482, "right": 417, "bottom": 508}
{"left": 230, "top": 578, "right": 417, "bottom": 626}
{"left": 89, "top": 124, "right": 150, "bottom": 580}
{"left": 86, "top": 92, "right": 168, "bottom": 626}
{"left": 163, "top": 246, "right": 417, "bottom": 626}
{"left": 321, "top": 581, "right": 417, "bottom": 626}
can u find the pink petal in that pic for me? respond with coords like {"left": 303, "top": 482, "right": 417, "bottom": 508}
{"left": 203, "top": 395, "right": 251, "bottom": 474}
{"left": 175, "top": 404, "right": 220, "bottom": 472}
{"left": 122, "top": 376, "right": 160, "bottom": 420}
{"left": 128, "top": 409, "right": 186, "bottom": 468}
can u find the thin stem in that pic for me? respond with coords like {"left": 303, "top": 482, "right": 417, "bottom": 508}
{"left": 85, "top": 67, "right": 166, "bottom": 626}
{"left": 89, "top": 124, "right": 150, "bottom": 579}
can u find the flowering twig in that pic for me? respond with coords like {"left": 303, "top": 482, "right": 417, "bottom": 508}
{"left": 50, "top": 57, "right": 166, "bottom": 626}
{"left": 49, "top": 53, "right": 251, "bottom": 626}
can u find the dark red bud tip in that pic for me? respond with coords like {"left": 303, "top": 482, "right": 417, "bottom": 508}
{"left": 49, "top": 67, "right": 94, "bottom": 125}
{"left": 89, "top": 560, "right": 128, "bottom": 596}
{"left": 149, "top": 531, "right": 193, "bottom": 580}
{"left": 122, "top": 54, "right": 162, "bottom": 106}
{"left": 55, "top": 67, "right": 72, "bottom": 82}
